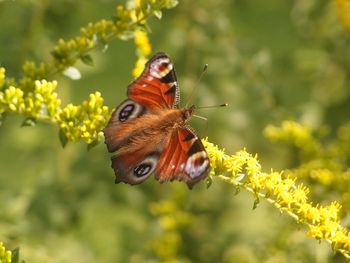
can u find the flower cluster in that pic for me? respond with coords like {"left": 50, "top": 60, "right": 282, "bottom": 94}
{"left": 0, "top": 242, "right": 11, "bottom": 263}
{"left": 0, "top": 78, "right": 110, "bottom": 146}
{"left": 149, "top": 200, "right": 192, "bottom": 261}
{"left": 57, "top": 92, "right": 110, "bottom": 145}
{"left": 202, "top": 138, "right": 350, "bottom": 259}
{"left": 0, "top": 80, "right": 61, "bottom": 120}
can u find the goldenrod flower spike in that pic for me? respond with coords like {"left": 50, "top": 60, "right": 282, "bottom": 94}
{"left": 0, "top": 242, "right": 12, "bottom": 263}
{"left": 202, "top": 138, "right": 350, "bottom": 259}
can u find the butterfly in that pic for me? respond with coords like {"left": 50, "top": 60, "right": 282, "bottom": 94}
{"left": 103, "top": 52, "right": 210, "bottom": 189}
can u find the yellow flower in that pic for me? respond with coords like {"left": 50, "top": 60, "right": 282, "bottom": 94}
{"left": 57, "top": 92, "right": 110, "bottom": 145}
{"left": 0, "top": 242, "right": 12, "bottom": 263}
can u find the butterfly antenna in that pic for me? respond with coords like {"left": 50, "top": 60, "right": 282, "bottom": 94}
{"left": 193, "top": 104, "right": 227, "bottom": 136}
{"left": 185, "top": 64, "right": 208, "bottom": 107}
{"left": 196, "top": 103, "right": 229, "bottom": 110}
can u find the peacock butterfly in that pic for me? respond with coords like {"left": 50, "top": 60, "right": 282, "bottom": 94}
{"left": 103, "top": 52, "right": 210, "bottom": 189}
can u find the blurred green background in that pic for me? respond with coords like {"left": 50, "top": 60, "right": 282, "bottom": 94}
{"left": 1, "top": 0, "right": 350, "bottom": 262}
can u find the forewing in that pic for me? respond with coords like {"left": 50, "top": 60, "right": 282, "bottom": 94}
{"left": 128, "top": 52, "right": 180, "bottom": 110}
{"left": 103, "top": 99, "right": 145, "bottom": 153}
{"left": 155, "top": 126, "right": 210, "bottom": 189}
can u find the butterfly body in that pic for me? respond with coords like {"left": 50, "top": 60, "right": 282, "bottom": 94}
{"left": 104, "top": 53, "right": 210, "bottom": 189}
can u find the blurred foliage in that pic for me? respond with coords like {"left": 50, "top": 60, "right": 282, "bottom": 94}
{"left": 1, "top": 0, "right": 350, "bottom": 262}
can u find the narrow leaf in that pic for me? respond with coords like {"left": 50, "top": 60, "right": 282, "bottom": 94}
{"left": 11, "top": 247, "right": 20, "bottom": 263}
{"left": 21, "top": 117, "right": 36, "bottom": 127}
{"left": 59, "top": 129, "right": 68, "bottom": 148}
{"left": 206, "top": 176, "right": 213, "bottom": 189}
{"left": 80, "top": 54, "right": 94, "bottom": 66}
{"left": 0, "top": 112, "right": 7, "bottom": 126}
{"left": 50, "top": 50, "right": 63, "bottom": 60}
{"left": 87, "top": 140, "right": 100, "bottom": 151}
{"left": 253, "top": 197, "right": 260, "bottom": 210}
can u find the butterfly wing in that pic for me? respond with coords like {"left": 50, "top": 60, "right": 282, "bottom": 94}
{"left": 104, "top": 52, "right": 179, "bottom": 152}
{"left": 112, "top": 150, "right": 161, "bottom": 185}
{"left": 155, "top": 126, "right": 210, "bottom": 189}
{"left": 103, "top": 99, "right": 146, "bottom": 153}
{"left": 128, "top": 52, "right": 180, "bottom": 111}
{"left": 104, "top": 53, "right": 209, "bottom": 188}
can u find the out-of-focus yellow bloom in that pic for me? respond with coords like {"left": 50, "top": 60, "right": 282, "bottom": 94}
{"left": 0, "top": 242, "right": 12, "bottom": 263}
{"left": 334, "top": 0, "right": 350, "bottom": 31}
{"left": 132, "top": 56, "right": 148, "bottom": 78}
{"left": 264, "top": 121, "right": 321, "bottom": 155}
{"left": 132, "top": 29, "right": 152, "bottom": 78}
{"left": 0, "top": 67, "right": 5, "bottom": 89}
{"left": 149, "top": 200, "right": 192, "bottom": 261}
{"left": 134, "top": 30, "right": 152, "bottom": 55}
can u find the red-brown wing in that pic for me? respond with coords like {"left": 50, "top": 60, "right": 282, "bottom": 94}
{"left": 103, "top": 99, "right": 146, "bottom": 153}
{"left": 112, "top": 150, "right": 161, "bottom": 186}
{"left": 155, "top": 126, "right": 210, "bottom": 189}
{"left": 128, "top": 52, "right": 180, "bottom": 111}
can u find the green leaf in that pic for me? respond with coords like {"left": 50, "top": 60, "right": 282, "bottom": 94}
{"left": 80, "top": 54, "right": 94, "bottom": 66}
{"left": 252, "top": 197, "right": 260, "bottom": 210}
{"left": 11, "top": 247, "right": 20, "bottom": 263}
{"left": 0, "top": 112, "right": 7, "bottom": 126}
{"left": 206, "top": 176, "right": 213, "bottom": 189}
{"left": 21, "top": 117, "right": 36, "bottom": 127}
{"left": 59, "top": 129, "right": 68, "bottom": 148}
{"left": 233, "top": 186, "right": 240, "bottom": 196}
{"left": 50, "top": 50, "right": 63, "bottom": 60}
{"left": 87, "top": 140, "right": 100, "bottom": 151}
{"left": 153, "top": 10, "right": 162, "bottom": 19}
